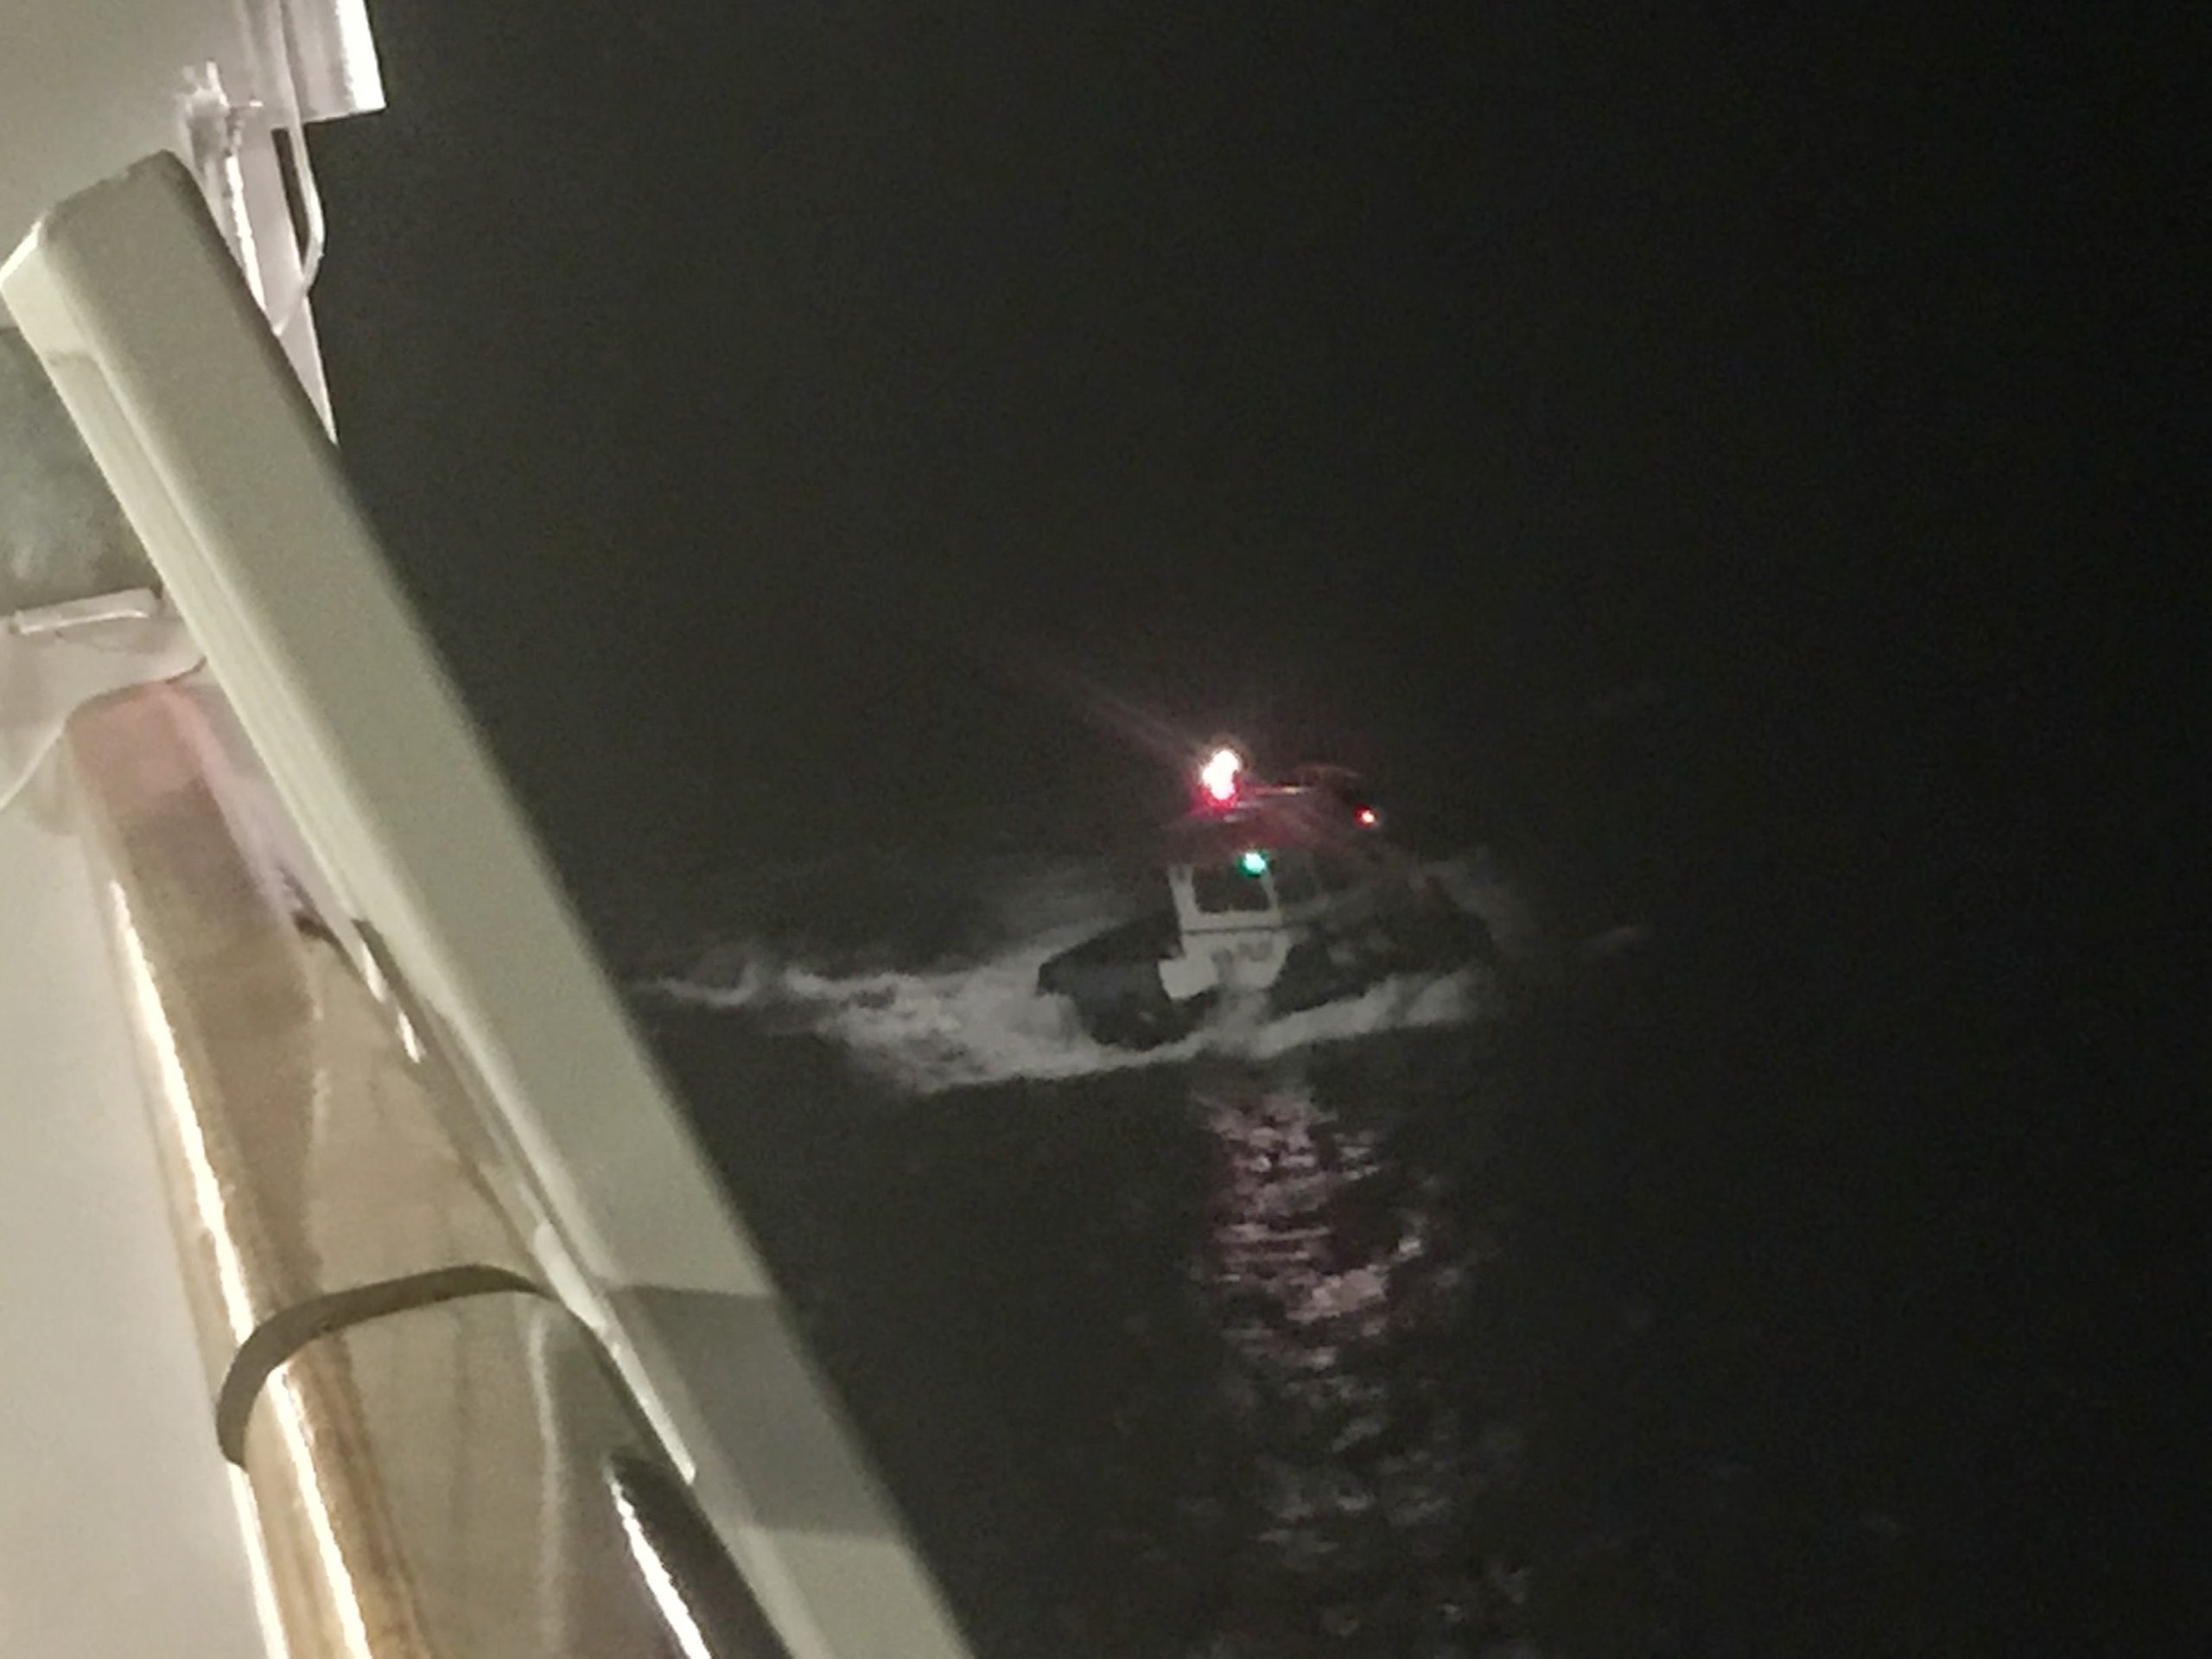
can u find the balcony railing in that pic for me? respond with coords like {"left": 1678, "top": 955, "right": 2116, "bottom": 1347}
{"left": 67, "top": 677, "right": 785, "bottom": 1658}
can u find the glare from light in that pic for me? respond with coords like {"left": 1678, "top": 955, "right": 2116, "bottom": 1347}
{"left": 268, "top": 1372, "right": 378, "bottom": 1659}
{"left": 1200, "top": 747, "right": 1243, "bottom": 803}
{"left": 226, "top": 1467, "right": 298, "bottom": 1659}
{"left": 116, "top": 903, "right": 257, "bottom": 1344}
{"left": 1355, "top": 805, "right": 1378, "bottom": 827}
{"left": 122, "top": 899, "right": 372, "bottom": 1659}
{"left": 612, "top": 1479, "right": 715, "bottom": 1659}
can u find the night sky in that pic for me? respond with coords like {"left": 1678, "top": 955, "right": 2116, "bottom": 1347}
{"left": 313, "top": 7, "right": 2167, "bottom": 867}
{"left": 308, "top": 7, "right": 2187, "bottom": 1643}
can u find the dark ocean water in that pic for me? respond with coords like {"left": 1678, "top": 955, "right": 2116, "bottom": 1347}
{"left": 619, "top": 792, "right": 2168, "bottom": 1658}
{"left": 597, "top": 644, "right": 2196, "bottom": 1659}
{"left": 302, "top": 6, "right": 2186, "bottom": 1643}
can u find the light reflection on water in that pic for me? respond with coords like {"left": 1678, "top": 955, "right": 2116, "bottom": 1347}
{"left": 640, "top": 932, "right": 1553, "bottom": 1656}
{"left": 1192, "top": 1065, "right": 1510, "bottom": 1658}
{"left": 638, "top": 855, "right": 1973, "bottom": 1656}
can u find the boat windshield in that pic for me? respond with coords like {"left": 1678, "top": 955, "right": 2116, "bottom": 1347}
{"left": 1191, "top": 860, "right": 1275, "bottom": 914}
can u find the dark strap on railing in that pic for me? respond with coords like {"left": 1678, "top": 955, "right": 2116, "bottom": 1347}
{"left": 214, "top": 1263, "right": 544, "bottom": 1464}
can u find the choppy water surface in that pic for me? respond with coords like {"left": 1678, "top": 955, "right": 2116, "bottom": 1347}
{"left": 630, "top": 850, "right": 2000, "bottom": 1656}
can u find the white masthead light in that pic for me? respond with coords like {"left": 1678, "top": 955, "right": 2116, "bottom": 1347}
{"left": 1199, "top": 746, "right": 1243, "bottom": 804}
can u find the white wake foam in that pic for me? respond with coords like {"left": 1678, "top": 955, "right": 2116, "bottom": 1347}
{"left": 646, "top": 925, "right": 1493, "bottom": 1095}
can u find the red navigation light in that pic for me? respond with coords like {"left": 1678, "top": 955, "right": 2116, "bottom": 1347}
{"left": 1355, "top": 804, "right": 1378, "bottom": 827}
{"left": 1199, "top": 747, "right": 1243, "bottom": 805}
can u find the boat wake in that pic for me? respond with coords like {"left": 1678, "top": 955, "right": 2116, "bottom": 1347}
{"left": 641, "top": 853, "right": 1522, "bottom": 1094}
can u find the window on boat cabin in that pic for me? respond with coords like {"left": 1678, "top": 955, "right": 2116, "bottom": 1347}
{"left": 1191, "top": 861, "right": 1275, "bottom": 914}
{"left": 1270, "top": 852, "right": 1320, "bottom": 906}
